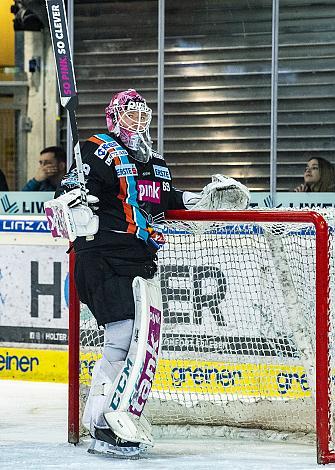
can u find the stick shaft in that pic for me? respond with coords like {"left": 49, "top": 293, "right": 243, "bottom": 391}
{"left": 45, "top": 0, "right": 87, "bottom": 205}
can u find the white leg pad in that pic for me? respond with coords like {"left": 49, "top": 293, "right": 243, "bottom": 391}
{"left": 103, "top": 276, "right": 163, "bottom": 446}
{"left": 82, "top": 359, "right": 124, "bottom": 435}
{"left": 82, "top": 319, "right": 134, "bottom": 435}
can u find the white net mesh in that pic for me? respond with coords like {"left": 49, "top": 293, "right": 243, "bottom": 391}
{"left": 77, "top": 214, "right": 334, "bottom": 439}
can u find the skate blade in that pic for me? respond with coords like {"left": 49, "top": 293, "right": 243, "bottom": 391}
{"left": 87, "top": 448, "right": 140, "bottom": 460}
{"left": 88, "top": 440, "right": 141, "bottom": 460}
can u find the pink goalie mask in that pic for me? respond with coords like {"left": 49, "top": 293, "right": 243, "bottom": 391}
{"left": 105, "top": 89, "right": 152, "bottom": 139}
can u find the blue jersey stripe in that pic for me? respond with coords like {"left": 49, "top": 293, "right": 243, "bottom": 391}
{"left": 118, "top": 153, "right": 148, "bottom": 241}
{"left": 95, "top": 134, "right": 123, "bottom": 150}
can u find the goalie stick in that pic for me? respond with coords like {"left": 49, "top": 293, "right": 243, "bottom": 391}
{"left": 45, "top": 0, "right": 87, "bottom": 207}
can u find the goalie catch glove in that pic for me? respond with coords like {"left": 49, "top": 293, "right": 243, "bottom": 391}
{"left": 45, "top": 188, "right": 99, "bottom": 242}
{"left": 185, "top": 174, "right": 250, "bottom": 211}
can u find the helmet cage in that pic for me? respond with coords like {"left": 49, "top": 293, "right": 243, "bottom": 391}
{"left": 105, "top": 100, "right": 152, "bottom": 134}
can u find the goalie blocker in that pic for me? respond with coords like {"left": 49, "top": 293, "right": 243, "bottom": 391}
{"left": 45, "top": 189, "right": 99, "bottom": 242}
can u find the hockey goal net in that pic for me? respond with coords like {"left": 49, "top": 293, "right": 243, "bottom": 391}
{"left": 68, "top": 209, "right": 335, "bottom": 464}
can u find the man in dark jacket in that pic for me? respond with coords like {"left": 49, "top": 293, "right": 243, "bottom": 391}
{"left": 22, "top": 146, "right": 66, "bottom": 191}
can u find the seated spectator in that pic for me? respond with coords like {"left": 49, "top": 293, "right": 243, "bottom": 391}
{"left": 294, "top": 156, "right": 335, "bottom": 192}
{"left": 22, "top": 146, "right": 66, "bottom": 191}
{"left": 0, "top": 168, "right": 9, "bottom": 191}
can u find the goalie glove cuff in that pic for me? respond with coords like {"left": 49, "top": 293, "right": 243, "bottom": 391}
{"left": 182, "top": 191, "right": 202, "bottom": 210}
{"left": 64, "top": 188, "right": 100, "bottom": 211}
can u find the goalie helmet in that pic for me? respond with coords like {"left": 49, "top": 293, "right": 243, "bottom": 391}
{"left": 105, "top": 89, "right": 153, "bottom": 162}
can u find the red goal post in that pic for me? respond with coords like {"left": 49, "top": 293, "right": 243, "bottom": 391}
{"left": 68, "top": 209, "right": 333, "bottom": 465}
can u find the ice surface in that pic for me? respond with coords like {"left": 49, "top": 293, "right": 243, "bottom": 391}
{"left": 0, "top": 380, "right": 332, "bottom": 469}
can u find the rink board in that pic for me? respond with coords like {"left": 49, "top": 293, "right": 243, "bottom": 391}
{"left": 0, "top": 347, "right": 68, "bottom": 382}
{"left": 0, "top": 347, "right": 312, "bottom": 400}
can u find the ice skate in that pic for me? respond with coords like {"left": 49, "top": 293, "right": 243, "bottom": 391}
{"left": 87, "top": 427, "right": 145, "bottom": 459}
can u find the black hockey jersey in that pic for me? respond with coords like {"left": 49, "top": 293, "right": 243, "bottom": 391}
{"left": 57, "top": 133, "right": 185, "bottom": 253}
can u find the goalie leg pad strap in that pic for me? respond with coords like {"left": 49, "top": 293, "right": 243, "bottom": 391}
{"left": 103, "top": 276, "right": 163, "bottom": 446}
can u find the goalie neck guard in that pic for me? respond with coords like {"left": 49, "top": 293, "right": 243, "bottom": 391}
{"left": 105, "top": 89, "right": 153, "bottom": 163}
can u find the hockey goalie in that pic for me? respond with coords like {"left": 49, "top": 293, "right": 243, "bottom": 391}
{"left": 51, "top": 89, "right": 250, "bottom": 458}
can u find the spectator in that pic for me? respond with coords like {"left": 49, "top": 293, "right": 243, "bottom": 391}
{"left": 0, "top": 169, "right": 9, "bottom": 191}
{"left": 294, "top": 156, "right": 335, "bottom": 192}
{"left": 22, "top": 146, "right": 66, "bottom": 191}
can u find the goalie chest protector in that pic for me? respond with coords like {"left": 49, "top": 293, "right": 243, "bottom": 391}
{"left": 88, "top": 133, "right": 174, "bottom": 223}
